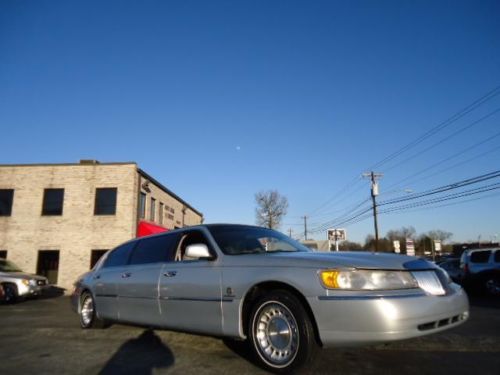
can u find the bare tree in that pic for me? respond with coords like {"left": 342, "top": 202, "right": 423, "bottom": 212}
{"left": 426, "top": 230, "right": 453, "bottom": 243}
{"left": 255, "top": 190, "right": 288, "bottom": 229}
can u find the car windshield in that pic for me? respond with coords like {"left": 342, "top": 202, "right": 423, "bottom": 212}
{"left": 0, "top": 259, "right": 23, "bottom": 272}
{"left": 208, "top": 225, "right": 311, "bottom": 255}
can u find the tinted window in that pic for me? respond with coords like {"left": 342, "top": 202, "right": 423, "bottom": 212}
{"left": 0, "top": 189, "right": 14, "bottom": 216}
{"left": 129, "top": 234, "right": 178, "bottom": 265}
{"left": 42, "top": 189, "right": 64, "bottom": 215}
{"left": 470, "top": 250, "right": 491, "bottom": 263}
{"left": 494, "top": 250, "right": 500, "bottom": 263}
{"left": 208, "top": 225, "right": 310, "bottom": 255}
{"left": 95, "top": 188, "right": 117, "bottom": 215}
{"left": 103, "top": 242, "right": 136, "bottom": 267}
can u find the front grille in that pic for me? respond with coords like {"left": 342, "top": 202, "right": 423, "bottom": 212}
{"left": 411, "top": 271, "right": 446, "bottom": 296}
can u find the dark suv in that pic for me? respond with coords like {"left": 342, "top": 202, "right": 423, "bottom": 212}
{"left": 459, "top": 248, "right": 500, "bottom": 296}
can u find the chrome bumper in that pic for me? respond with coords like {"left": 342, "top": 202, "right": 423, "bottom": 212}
{"left": 309, "top": 283, "right": 469, "bottom": 347}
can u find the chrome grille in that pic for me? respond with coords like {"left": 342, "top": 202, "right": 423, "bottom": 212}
{"left": 411, "top": 271, "right": 446, "bottom": 296}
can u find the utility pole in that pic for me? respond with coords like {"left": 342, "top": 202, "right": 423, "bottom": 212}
{"left": 302, "top": 216, "right": 308, "bottom": 240}
{"left": 288, "top": 228, "right": 293, "bottom": 238}
{"left": 363, "top": 171, "right": 383, "bottom": 252}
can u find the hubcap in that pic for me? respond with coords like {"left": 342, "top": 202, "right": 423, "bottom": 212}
{"left": 81, "top": 296, "right": 94, "bottom": 326}
{"left": 253, "top": 301, "right": 299, "bottom": 367}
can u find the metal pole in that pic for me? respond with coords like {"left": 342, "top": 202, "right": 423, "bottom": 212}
{"left": 303, "top": 216, "right": 308, "bottom": 240}
{"left": 371, "top": 172, "right": 380, "bottom": 252}
{"left": 363, "top": 171, "right": 383, "bottom": 253}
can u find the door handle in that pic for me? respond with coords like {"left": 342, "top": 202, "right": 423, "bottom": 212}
{"left": 163, "top": 271, "right": 177, "bottom": 277}
{"left": 121, "top": 272, "right": 132, "bottom": 278}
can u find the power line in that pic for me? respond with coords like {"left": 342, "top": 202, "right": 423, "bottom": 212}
{"left": 305, "top": 85, "right": 500, "bottom": 220}
{"left": 381, "top": 106, "right": 500, "bottom": 174}
{"left": 379, "top": 170, "right": 500, "bottom": 207}
{"left": 369, "top": 85, "right": 500, "bottom": 170}
{"left": 311, "top": 170, "right": 500, "bottom": 232}
{"left": 382, "top": 132, "right": 500, "bottom": 195}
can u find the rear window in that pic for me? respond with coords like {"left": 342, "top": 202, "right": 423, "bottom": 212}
{"left": 470, "top": 250, "right": 491, "bottom": 263}
{"left": 129, "top": 234, "right": 179, "bottom": 265}
{"left": 103, "top": 242, "right": 136, "bottom": 268}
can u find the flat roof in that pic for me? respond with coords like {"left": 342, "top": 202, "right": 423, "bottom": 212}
{"left": 0, "top": 161, "right": 203, "bottom": 218}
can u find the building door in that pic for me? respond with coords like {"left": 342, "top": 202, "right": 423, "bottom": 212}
{"left": 0, "top": 250, "right": 7, "bottom": 259}
{"left": 37, "top": 250, "right": 59, "bottom": 285}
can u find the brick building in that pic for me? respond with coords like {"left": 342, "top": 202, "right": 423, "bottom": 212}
{"left": 0, "top": 160, "right": 203, "bottom": 291}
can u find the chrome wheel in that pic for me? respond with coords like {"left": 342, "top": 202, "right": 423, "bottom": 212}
{"left": 81, "top": 295, "right": 94, "bottom": 327}
{"left": 252, "top": 301, "right": 299, "bottom": 368}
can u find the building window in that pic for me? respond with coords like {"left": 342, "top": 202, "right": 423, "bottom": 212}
{"left": 90, "top": 249, "right": 108, "bottom": 269}
{"left": 0, "top": 250, "right": 7, "bottom": 259}
{"left": 42, "top": 188, "right": 64, "bottom": 216}
{"left": 150, "top": 197, "right": 156, "bottom": 221}
{"left": 139, "top": 192, "right": 146, "bottom": 219}
{"left": 0, "top": 189, "right": 14, "bottom": 216}
{"left": 94, "top": 188, "right": 117, "bottom": 215}
{"left": 159, "top": 203, "right": 164, "bottom": 225}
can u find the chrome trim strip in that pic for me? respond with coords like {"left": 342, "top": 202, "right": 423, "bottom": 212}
{"left": 159, "top": 296, "right": 234, "bottom": 302}
{"left": 95, "top": 294, "right": 118, "bottom": 298}
{"left": 318, "top": 293, "right": 426, "bottom": 301}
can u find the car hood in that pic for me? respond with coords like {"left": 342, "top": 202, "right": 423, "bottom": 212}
{"left": 221, "top": 251, "right": 435, "bottom": 270}
{"left": 0, "top": 271, "right": 47, "bottom": 281}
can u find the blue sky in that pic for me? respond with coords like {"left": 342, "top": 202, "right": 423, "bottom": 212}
{"left": 1, "top": 0, "right": 499, "bottom": 243}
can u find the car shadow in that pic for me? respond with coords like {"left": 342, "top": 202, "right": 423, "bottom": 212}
{"left": 222, "top": 338, "right": 256, "bottom": 365}
{"left": 38, "top": 286, "right": 66, "bottom": 299}
{"left": 99, "top": 329, "right": 174, "bottom": 375}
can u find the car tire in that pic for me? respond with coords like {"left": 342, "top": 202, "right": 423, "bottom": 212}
{"left": 484, "top": 274, "right": 500, "bottom": 297}
{"left": 248, "top": 290, "right": 318, "bottom": 373}
{"left": 79, "top": 292, "right": 110, "bottom": 329}
{"left": 3, "top": 283, "right": 18, "bottom": 304}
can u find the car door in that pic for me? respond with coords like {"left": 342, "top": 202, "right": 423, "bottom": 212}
{"left": 93, "top": 241, "right": 136, "bottom": 321}
{"left": 118, "top": 233, "right": 179, "bottom": 326}
{"left": 159, "top": 229, "right": 223, "bottom": 336}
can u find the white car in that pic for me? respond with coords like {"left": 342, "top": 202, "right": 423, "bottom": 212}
{"left": 0, "top": 259, "right": 49, "bottom": 302}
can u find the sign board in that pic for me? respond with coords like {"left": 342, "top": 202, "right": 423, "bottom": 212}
{"left": 406, "top": 239, "right": 415, "bottom": 256}
{"left": 327, "top": 228, "right": 346, "bottom": 241}
{"left": 393, "top": 240, "right": 400, "bottom": 254}
{"left": 434, "top": 241, "right": 442, "bottom": 252}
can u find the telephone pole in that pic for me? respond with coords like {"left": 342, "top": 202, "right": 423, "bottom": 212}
{"left": 302, "top": 216, "right": 308, "bottom": 240}
{"left": 363, "top": 172, "right": 383, "bottom": 252}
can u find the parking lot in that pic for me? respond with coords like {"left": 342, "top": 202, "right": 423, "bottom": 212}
{"left": 1, "top": 292, "right": 499, "bottom": 375}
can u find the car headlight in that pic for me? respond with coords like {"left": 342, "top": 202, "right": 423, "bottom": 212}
{"left": 319, "top": 269, "right": 418, "bottom": 290}
{"left": 21, "top": 279, "right": 30, "bottom": 286}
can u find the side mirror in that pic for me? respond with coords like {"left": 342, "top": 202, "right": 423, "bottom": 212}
{"left": 185, "top": 244, "right": 212, "bottom": 259}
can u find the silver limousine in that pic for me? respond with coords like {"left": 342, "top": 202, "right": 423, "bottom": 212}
{"left": 71, "top": 224, "right": 469, "bottom": 372}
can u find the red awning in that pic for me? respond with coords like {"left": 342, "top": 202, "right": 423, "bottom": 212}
{"left": 137, "top": 221, "right": 169, "bottom": 238}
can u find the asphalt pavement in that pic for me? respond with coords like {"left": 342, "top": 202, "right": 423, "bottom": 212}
{"left": 0, "top": 293, "right": 499, "bottom": 374}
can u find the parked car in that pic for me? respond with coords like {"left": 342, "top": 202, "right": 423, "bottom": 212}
{"left": 437, "top": 258, "right": 462, "bottom": 282}
{"left": 0, "top": 259, "right": 50, "bottom": 303}
{"left": 459, "top": 247, "right": 500, "bottom": 296}
{"left": 71, "top": 224, "right": 469, "bottom": 373}
{"left": 0, "top": 283, "right": 5, "bottom": 303}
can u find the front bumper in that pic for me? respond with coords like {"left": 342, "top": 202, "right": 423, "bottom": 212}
{"left": 309, "top": 283, "right": 469, "bottom": 347}
{"left": 18, "top": 283, "right": 50, "bottom": 297}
